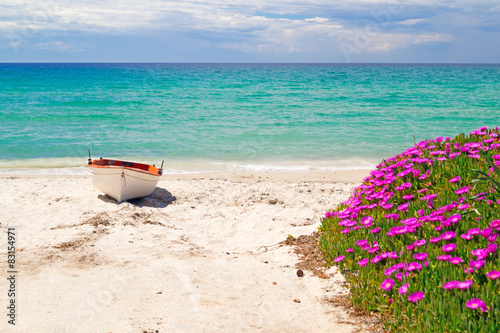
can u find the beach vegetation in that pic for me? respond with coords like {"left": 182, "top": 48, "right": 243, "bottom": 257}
{"left": 319, "top": 126, "right": 500, "bottom": 332}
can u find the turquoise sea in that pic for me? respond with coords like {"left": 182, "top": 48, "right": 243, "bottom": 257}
{"left": 1, "top": 63, "right": 499, "bottom": 174}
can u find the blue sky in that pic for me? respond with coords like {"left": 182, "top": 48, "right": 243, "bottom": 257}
{"left": 0, "top": 0, "right": 499, "bottom": 62}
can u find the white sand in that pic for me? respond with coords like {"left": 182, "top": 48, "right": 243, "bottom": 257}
{"left": 0, "top": 169, "right": 374, "bottom": 332}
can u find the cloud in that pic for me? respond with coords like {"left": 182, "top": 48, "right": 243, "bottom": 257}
{"left": 413, "top": 32, "right": 454, "bottom": 44}
{"left": 34, "top": 41, "right": 74, "bottom": 51}
{"left": 305, "top": 17, "right": 330, "bottom": 24}
{"left": 399, "top": 18, "right": 425, "bottom": 26}
{"left": 3, "top": 0, "right": 492, "bottom": 36}
{"left": 0, "top": 0, "right": 498, "bottom": 61}
{"left": 215, "top": 15, "right": 343, "bottom": 54}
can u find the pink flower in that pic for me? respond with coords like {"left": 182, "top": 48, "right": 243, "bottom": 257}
{"left": 334, "top": 255, "right": 345, "bottom": 262}
{"left": 399, "top": 283, "right": 409, "bottom": 294}
{"left": 443, "top": 281, "right": 459, "bottom": 289}
{"left": 446, "top": 214, "right": 461, "bottom": 224}
{"left": 458, "top": 203, "right": 470, "bottom": 210}
{"left": 487, "top": 270, "right": 500, "bottom": 279}
{"left": 357, "top": 258, "right": 369, "bottom": 266}
{"left": 346, "top": 248, "right": 353, "bottom": 253}
{"left": 398, "top": 202, "right": 410, "bottom": 212}
{"left": 413, "top": 252, "right": 428, "bottom": 261}
{"left": 408, "top": 291, "right": 425, "bottom": 303}
{"left": 361, "top": 216, "right": 373, "bottom": 226}
{"left": 414, "top": 239, "right": 427, "bottom": 247}
{"left": 466, "top": 298, "right": 488, "bottom": 312}
{"left": 449, "top": 176, "right": 460, "bottom": 183}
{"left": 355, "top": 239, "right": 368, "bottom": 247}
{"left": 393, "top": 263, "right": 406, "bottom": 270}
{"left": 481, "top": 228, "right": 493, "bottom": 238}
{"left": 488, "top": 234, "right": 498, "bottom": 242}
{"left": 449, "top": 257, "right": 463, "bottom": 265}
{"left": 442, "top": 244, "right": 456, "bottom": 252}
{"left": 344, "top": 220, "right": 357, "bottom": 227}
{"left": 381, "top": 251, "right": 398, "bottom": 259}
{"left": 461, "top": 233, "right": 472, "bottom": 240}
{"left": 324, "top": 211, "right": 333, "bottom": 218}
{"left": 487, "top": 243, "right": 498, "bottom": 253}
{"left": 395, "top": 272, "right": 411, "bottom": 281}
{"left": 441, "top": 231, "right": 456, "bottom": 240}
{"left": 406, "top": 262, "right": 423, "bottom": 271}
{"left": 381, "top": 278, "right": 395, "bottom": 291}
{"left": 468, "top": 228, "right": 481, "bottom": 235}
{"left": 458, "top": 281, "right": 473, "bottom": 289}
{"left": 389, "top": 226, "right": 411, "bottom": 236}
{"left": 437, "top": 255, "right": 451, "bottom": 261}
{"left": 471, "top": 249, "right": 488, "bottom": 260}
{"left": 469, "top": 260, "right": 485, "bottom": 270}
{"left": 380, "top": 203, "right": 394, "bottom": 210}
{"left": 430, "top": 236, "right": 442, "bottom": 243}
{"left": 455, "top": 186, "right": 471, "bottom": 195}
{"left": 490, "top": 219, "right": 500, "bottom": 228}
{"left": 421, "top": 193, "right": 438, "bottom": 202}
{"left": 370, "top": 227, "right": 381, "bottom": 234}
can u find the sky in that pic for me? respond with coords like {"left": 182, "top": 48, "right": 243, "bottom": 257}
{"left": 0, "top": 0, "right": 499, "bottom": 63}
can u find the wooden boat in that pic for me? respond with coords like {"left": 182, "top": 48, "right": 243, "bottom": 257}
{"left": 88, "top": 151, "right": 163, "bottom": 203}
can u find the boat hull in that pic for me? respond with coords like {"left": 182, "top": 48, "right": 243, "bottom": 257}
{"left": 88, "top": 159, "right": 162, "bottom": 203}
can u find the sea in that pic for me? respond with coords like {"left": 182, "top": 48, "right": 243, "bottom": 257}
{"left": 1, "top": 63, "right": 499, "bottom": 175}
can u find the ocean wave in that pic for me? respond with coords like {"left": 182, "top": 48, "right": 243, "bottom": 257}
{"left": 0, "top": 157, "right": 378, "bottom": 175}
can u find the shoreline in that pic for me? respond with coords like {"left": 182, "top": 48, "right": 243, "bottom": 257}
{"left": 0, "top": 170, "right": 375, "bottom": 332}
{"left": 0, "top": 168, "right": 370, "bottom": 182}
{"left": 0, "top": 156, "right": 379, "bottom": 177}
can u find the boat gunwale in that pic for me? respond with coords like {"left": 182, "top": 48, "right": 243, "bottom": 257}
{"left": 88, "top": 159, "right": 162, "bottom": 177}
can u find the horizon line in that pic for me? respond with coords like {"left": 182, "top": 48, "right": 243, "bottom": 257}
{"left": 1, "top": 61, "right": 500, "bottom": 65}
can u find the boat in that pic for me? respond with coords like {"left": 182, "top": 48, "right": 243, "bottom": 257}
{"left": 88, "top": 150, "right": 163, "bottom": 203}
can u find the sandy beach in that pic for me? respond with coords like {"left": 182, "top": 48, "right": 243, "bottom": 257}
{"left": 0, "top": 169, "right": 379, "bottom": 332}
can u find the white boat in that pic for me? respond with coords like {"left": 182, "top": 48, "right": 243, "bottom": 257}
{"left": 88, "top": 153, "right": 163, "bottom": 203}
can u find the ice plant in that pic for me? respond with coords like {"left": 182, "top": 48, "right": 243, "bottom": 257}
{"left": 443, "top": 281, "right": 459, "bottom": 289}
{"left": 413, "top": 252, "right": 428, "bottom": 261}
{"left": 442, "top": 244, "right": 457, "bottom": 252}
{"left": 408, "top": 291, "right": 425, "bottom": 303}
{"left": 319, "top": 127, "right": 500, "bottom": 332}
{"left": 334, "top": 255, "right": 345, "bottom": 262}
{"left": 449, "top": 257, "right": 463, "bottom": 265}
{"left": 358, "top": 258, "right": 369, "bottom": 266}
{"left": 458, "top": 281, "right": 473, "bottom": 289}
{"left": 441, "top": 231, "right": 456, "bottom": 240}
{"left": 469, "top": 260, "right": 485, "bottom": 270}
{"left": 466, "top": 299, "right": 488, "bottom": 312}
{"left": 487, "top": 271, "right": 500, "bottom": 279}
{"left": 381, "top": 278, "right": 395, "bottom": 291}
{"left": 399, "top": 283, "right": 409, "bottom": 294}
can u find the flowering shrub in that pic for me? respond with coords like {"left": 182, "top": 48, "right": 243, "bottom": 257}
{"left": 319, "top": 127, "right": 500, "bottom": 332}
